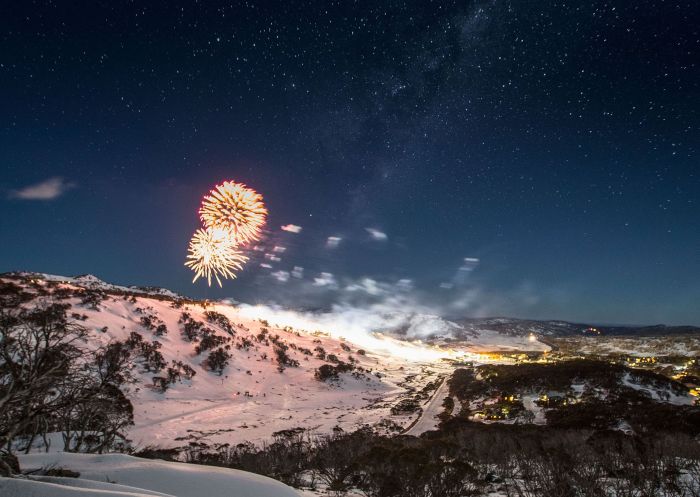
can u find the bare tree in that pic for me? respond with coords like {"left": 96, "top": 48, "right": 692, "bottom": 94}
{"left": 0, "top": 300, "right": 135, "bottom": 474}
{"left": 0, "top": 303, "right": 88, "bottom": 474}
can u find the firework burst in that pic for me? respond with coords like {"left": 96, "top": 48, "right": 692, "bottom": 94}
{"left": 184, "top": 227, "right": 249, "bottom": 287}
{"left": 199, "top": 181, "right": 267, "bottom": 244}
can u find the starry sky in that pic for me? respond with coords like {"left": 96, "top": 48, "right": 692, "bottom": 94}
{"left": 1, "top": 1, "right": 698, "bottom": 325}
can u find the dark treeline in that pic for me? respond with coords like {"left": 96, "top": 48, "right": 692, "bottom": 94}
{"left": 139, "top": 422, "right": 700, "bottom": 497}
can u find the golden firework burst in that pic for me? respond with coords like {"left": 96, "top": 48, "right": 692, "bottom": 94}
{"left": 184, "top": 227, "right": 248, "bottom": 287}
{"left": 199, "top": 181, "right": 267, "bottom": 244}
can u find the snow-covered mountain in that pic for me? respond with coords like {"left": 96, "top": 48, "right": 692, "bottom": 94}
{"left": 3, "top": 271, "right": 699, "bottom": 497}
{"left": 454, "top": 316, "right": 700, "bottom": 338}
{"left": 2, "top": 272, "right": 458, "bottom": 450}
{"left": 43, "top": 273, "right": 183, "bottom": 299}
{"left": 7, "top": 271, "right": 691, "bottom": 452}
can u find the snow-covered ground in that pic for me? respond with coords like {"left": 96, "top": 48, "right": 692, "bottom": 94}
{"left": 404, "top": 377, "right": 449, "bottom": 436}
{"left": 553, "top": 335, "right": 700, "bottom": 357}
{"left": 3, "top": 273, "right": 564, "bottom": 451}
{"left": 100, "top": 298, "right": 425, "bottom": 447}
{"left": 7, "top": 274, "right": 468, "bottom": 449}
{"left": 446, "top": 328, "right": 550, "bottom": 353}
{"left": 521, "top": 394, "right": 546, "bottom": 424}
{"left": 621, "top": 372, "right": 694, "bottom": 405}
{"left": 40, "top": 273, "right": 182, "bottom": 299}
{"left": 0, "top": 452, "right": 300, "bottom": 497}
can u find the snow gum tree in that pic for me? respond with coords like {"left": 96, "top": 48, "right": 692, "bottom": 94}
{"left": 0, "top": 296, "right": 134, "bottom": 475}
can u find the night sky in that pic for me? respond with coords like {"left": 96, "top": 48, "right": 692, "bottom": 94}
{"left": 1, "top": 1, "right": 698, "bottom": 325}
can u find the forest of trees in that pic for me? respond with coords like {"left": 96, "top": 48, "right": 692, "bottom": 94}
{"left": 142, "top": 359, "right": 700, "bottom": 496}
{"left": 150, "top": 422, "right": 700, "bottom": 497}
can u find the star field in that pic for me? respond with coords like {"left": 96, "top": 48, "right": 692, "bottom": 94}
{"left": 1, "top": 1, "right": 698, "bottom": 324}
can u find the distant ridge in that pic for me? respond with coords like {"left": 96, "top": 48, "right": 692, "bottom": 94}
{"left": 455, "top": 317, "right": 700, "bottom": 338}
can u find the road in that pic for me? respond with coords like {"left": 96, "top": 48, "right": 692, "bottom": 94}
{"left": 404, "top": 377, "right": 450, "bottom": 436}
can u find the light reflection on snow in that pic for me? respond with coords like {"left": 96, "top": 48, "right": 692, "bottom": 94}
{"left": 237, "top": 304, "right": 462, "bottom": 362}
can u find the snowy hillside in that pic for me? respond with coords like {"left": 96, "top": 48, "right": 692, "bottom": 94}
{"left": 0, "top": 452, "right": 300, "bottom": 497}
{"left": 3, "top": 272, "right": 463, "bottom": 449}
{"left": 42, "top": 273, "right": 183, "bottom": 299}
{"left": 4, "top": 272, "right": 700, "bottom": 497}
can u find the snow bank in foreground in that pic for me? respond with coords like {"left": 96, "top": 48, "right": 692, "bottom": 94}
{"left": 0, "top": 477, "right": 168, "bottom": 497}
{"left": 4, "top": 452, "right": 300, "bottom": 497}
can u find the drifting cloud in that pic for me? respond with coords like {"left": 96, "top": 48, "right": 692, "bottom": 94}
{"left": 452, "top": 257, "right": 480, "bottom": 287}
{"left": 271, "top": 270, "right": 290, "bottom": 283}
{"left": 345, "top": 277, "right": 414, "bottom": 296}
{"left": 252, "top": 268, "right": 548, "bottom": 332}
{"left": 238, "top": 275, "right": 463, "bottom": 361}
{"left": 242, "top": 253, "right": 564, "bottom": 360}
{"left": 10, "top": 177, "right": 75, "bottom": 200}
{"left": 313, "top": 272, "right": 338, "bottom": 288}
{"left": 462, "top": 257, "right": 480, "bottom": 269}
{"left": 326, "top": 236, "right": 342, "bottom": 248}
{"left": 345, "top": 277, "right": 386, "bottom": 296}
{"left": 365, "top": 227, "right": 388, "bottom": 241}
{"left": 281, "top": 224, "right": 302, "bottom": 233}
{"left": 239, "top": 265, "right": 560, "bottom": 360}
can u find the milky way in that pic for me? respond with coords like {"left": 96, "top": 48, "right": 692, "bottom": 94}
{"left": 1, "top": 1, "right": 698, "bottom": 323}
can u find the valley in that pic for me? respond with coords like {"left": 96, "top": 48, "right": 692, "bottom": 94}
{"left": 4, "top": 271, "right": 700, "bottom": 496}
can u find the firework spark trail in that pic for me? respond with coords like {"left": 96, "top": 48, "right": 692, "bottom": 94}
{"left": 199, "top": 181, "right": 267, "bottom": 245}
{"left": 184, "top": 227, "right": 249, "bottom": 287}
